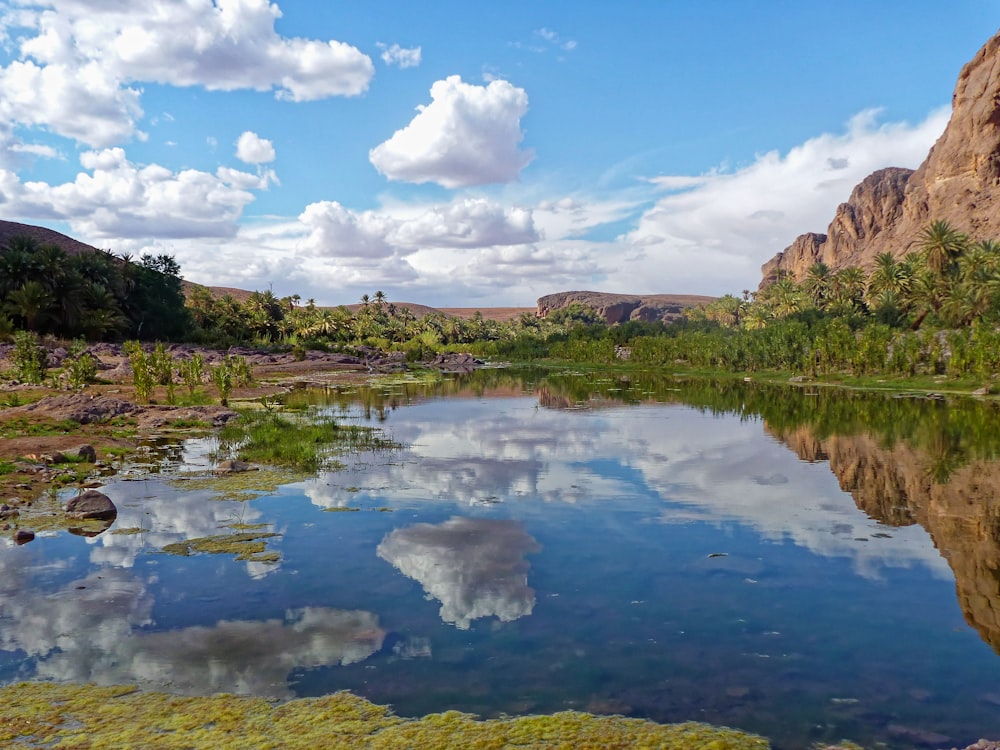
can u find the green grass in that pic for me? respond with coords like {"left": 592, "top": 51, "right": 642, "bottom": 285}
{"left": 216, "top": 409, "right": 398, "bottom": 472}
{"left": 0, "top": 461, "right": 15, "bottom": 475}
{"left": 0, "top": 418, "right": 82, "bottom": 439}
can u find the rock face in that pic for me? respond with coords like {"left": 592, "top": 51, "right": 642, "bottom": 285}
{"left": 772, "top": 424, "right": 1000, "bottom": 655}
{"left": 65, "top": 490, "right": 117, "bottom": 521}
{"left": 760, "top": 29, "right": 1000, "bottom": 287}
{"left": 536, "top": 291, "right": 716, "bottom": 324}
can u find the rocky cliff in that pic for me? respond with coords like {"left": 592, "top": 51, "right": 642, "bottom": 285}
{"left": 536, "top": 291, "right": 715, "bottom": 324}
{"left": 760, "top": 29, "right": 1000, "bottom": 286}
{"left": 772, "top": 424, "right": 1000, "bottom": 654}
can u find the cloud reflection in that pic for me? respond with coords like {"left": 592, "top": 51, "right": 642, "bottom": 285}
{"left": 377, "top": 517, "right": 540, "bottom": 629}
{"left": 0, "top": 553, "right": 382, "bottom": 698}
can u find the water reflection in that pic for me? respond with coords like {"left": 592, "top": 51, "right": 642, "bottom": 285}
{"left": 0, "top": 549, "right": 384, "bottom": 697}
{"left": 377, "top": 517, "right": 540, "bottom": 629}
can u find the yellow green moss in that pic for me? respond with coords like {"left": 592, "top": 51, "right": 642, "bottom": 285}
{"left": 160, "top": 531, "right": 281, "bottom": 563}
{"left": 169, "top": 468, "right": 312, "bottom": 502}
{"left": 0, "top": 683, "right": 772, "bottom": 750}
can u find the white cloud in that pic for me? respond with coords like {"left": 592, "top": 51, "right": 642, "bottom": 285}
{"left": 620, "top": 107, "right": 950, "bottom": 295}
{"left": 298, "top": 200, "right": 398, "bottom": 259}
{"left": 9, "top": 142, "right": 60, "bottom": 159}
{"left": 1, "top": 147, "right": 265, "bottom": 239}
{"left": 377, "top": 517, "right": 540, "bottom": 629}
{"left": 0, "top": 0, "right": 373, "bottom": 147}
{"left": 369, "top": 75, "right": 533, "bottom": 188}
{"left": 388, "top": 198, "right": 539, "bottom": 248}
{"left": 236, "top": 131, "right": 276, "bottom": 164}
{"left": 378, "top": 43, "right": 421, "bottom": 69}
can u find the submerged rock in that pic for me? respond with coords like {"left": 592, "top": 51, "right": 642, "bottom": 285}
{"left": 214, "top": 459, "right": 259, "bottom": 474}
{"left": 65, "top": 489, "right": 117, "bottom": 521}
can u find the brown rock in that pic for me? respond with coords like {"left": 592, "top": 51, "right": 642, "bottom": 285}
{"left": 536, "top": 291, "right": 715, "bottom": 324}
{"left": 65, "top": 490, "right": 117, "bottom": 521}
{"left": 761, "top": 29, "right": 1000, "bottom": 287}
{"left": 12, "top": 530, "right": 34, "bottom": 545}
{"left": 214, "top": 459, "right": 259, "bottom": 474}
{"left": 75, "top": 444, "right": 97, "bottom": 462}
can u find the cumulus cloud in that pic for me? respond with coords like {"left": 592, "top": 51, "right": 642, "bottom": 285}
{"left": 0, "top": 0, "right": 373, "bottom": 146}
{"left": 0, "top": 146, "right": 268, "bottom": 239}
{"left": 377, "top": 517, "right": 540, "bottom": 629}
{"left": 378, "top": 43, "right": 421, "bottom": 69}
{"left": 369, "top": 75, "right": 534, "bottom": 188}
{"left": 236, "top": 131, "right": 276, "bottom": 164}
{"left": 620, "top": 107, "right": 950, "bottom": 294}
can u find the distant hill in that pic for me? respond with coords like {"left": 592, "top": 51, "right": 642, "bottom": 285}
{"left": 0, "top": 219, "right": 108, "bottom": 257}
{"left": 537, "top": 291, "right": 715, "bottom": 324}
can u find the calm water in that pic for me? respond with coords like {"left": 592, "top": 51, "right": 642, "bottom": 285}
{"left": 4, "top": 369, "right": 1000, "bottom": 749}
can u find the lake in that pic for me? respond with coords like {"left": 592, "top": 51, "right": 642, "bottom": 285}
{"left": 3, "top": 368, "right": 1000, "bottom": 749}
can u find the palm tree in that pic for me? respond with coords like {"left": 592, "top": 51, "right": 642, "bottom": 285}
{"left": 5, "top": 280, "right": 54, "bottom": 331}
{"left": 918, "top": 220, "right": 967, "bottom": 278}
{"left": 867, "top": 252, "right": 910, "bottom": 302}
{"left": 803, "top": 262, "right": 832, "bottom": 309}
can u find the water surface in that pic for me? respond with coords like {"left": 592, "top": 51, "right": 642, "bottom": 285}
{"left": 3, "top": 369, "right": 1000, "bottom": 749}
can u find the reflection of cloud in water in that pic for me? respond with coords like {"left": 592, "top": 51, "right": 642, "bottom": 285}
{"left": 377, "top": 517, "right": 540, "bottom": 629}
{"left": 80, "top": 481, "right": 274, "bottom": 578}
{"left": 0, "top": 553, "right": 382, "bottom": 698}
{"left": 320, "top": 399, "right": 952, "bottom": 580}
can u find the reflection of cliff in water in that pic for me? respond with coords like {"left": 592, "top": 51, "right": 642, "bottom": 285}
{"left": 772, "top": 424, "right": 1000, "bottom": 654}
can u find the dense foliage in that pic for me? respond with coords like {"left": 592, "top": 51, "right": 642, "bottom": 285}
{"left": 0, "top": 235, "right": 190, "bottom": 340}
{"left": 5, "top": 220, "right": 1000, "bottom": 383}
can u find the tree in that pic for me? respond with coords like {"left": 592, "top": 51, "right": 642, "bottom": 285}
{"left": 919, "top": 220, "right": 967, "bottom": 278}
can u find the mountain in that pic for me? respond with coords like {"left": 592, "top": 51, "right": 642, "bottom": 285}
{"left": 536, "top": 291, "right": 715, "bottom": 324}
{"left": 760, "top": 29, "right": 1000, "bottom": 287}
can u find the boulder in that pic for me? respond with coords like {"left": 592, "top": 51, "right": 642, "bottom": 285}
{"left": 12, "top": 530, "right": 34, "bottom": 545}
{"left": 214, "top": 459, "right": 259, "bottom": 474}
{"left": 65, "top": 490, "right": 117, "bottom": 521}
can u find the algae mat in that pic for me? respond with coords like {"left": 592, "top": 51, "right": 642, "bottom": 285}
{"left": 0, "top": 683, "right": 769, "bottom": 749}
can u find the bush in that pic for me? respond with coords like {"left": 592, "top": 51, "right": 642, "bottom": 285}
{"left": 11, "top": 331, "right": 47, "bottom": 384}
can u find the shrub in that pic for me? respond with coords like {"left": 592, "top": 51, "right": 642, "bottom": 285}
{"left": 11, "top": 331, "right": 47, "bottom": 384}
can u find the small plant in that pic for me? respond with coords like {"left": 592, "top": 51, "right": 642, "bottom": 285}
{"left": 150, "top": 342, "right": 176, "bottom": 404}
{"left": 123, "top": 341, "right": 154, "bottom": 404}
{"left": 180, "top": 352, "right": 205, "bottom": 395}
{"left": 211, "top": 360, "right": 234, "bottom": 406}
{"left": 66, "top": 353, "right": 98, "bottom": 390}
{"left": 11, "top": 331, "right": 47, "bottom": 384}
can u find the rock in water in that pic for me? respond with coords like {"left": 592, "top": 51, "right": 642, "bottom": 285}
{"left": 13, "top": 530, "right": 34, "bottom": 545}
{"left": 214, "top": 459, "right": 259, "bottom": 474}
{"left": 65, "top": 490, "right": 117, "bottom": 521}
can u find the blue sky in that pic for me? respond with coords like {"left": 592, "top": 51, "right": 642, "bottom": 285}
{"left": 1, "top": 1, "right": 998, "bottom": 307}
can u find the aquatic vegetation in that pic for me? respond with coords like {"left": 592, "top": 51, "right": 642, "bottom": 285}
{"left": 0, "top": 682, "right": 772, "bottom": 749}
{"left": 160, "top": 530, "right": 280, "bottom": 563}
{"left": 111, "top": 526, "right": 150, "bottom": 535}
{"left": 171, "top": 468, "right": 313, "bottom": 501}
{"left": 215, "top": 409, "right": 397, "bottom": 472}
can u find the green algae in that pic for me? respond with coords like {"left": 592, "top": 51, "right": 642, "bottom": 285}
{"left": 0, "top": 682, "right": 773, "bottom": 749}
{"left": 110, "top": 526, "right": 150, "bottom": 535}
{"left": 169, "top": 468, "right": 313, "bottom": 502}
{"left": 324, "top": 506, "right": 361, "bottom": 512}
{"left": 160, "top": 530, "right": 281, "bottom": 563}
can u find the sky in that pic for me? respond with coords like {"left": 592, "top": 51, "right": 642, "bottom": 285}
{"left": 0, "top": 1, "right": 999, "bottom": 307}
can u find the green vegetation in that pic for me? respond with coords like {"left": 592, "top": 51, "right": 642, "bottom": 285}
{"left": 11, "top": 330, "right": 47, "bottom": 383}
{"left": 0, "top": 682, "right": 771, "bottom": 750}
{"left": 214, "top": 409, "right": 397, "bottom": 473}
{"left": 0, "top": 235, "right": 190, "bottom": 341}
{"left": 161, "top": 530, "right": 281, "bottom": 563}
